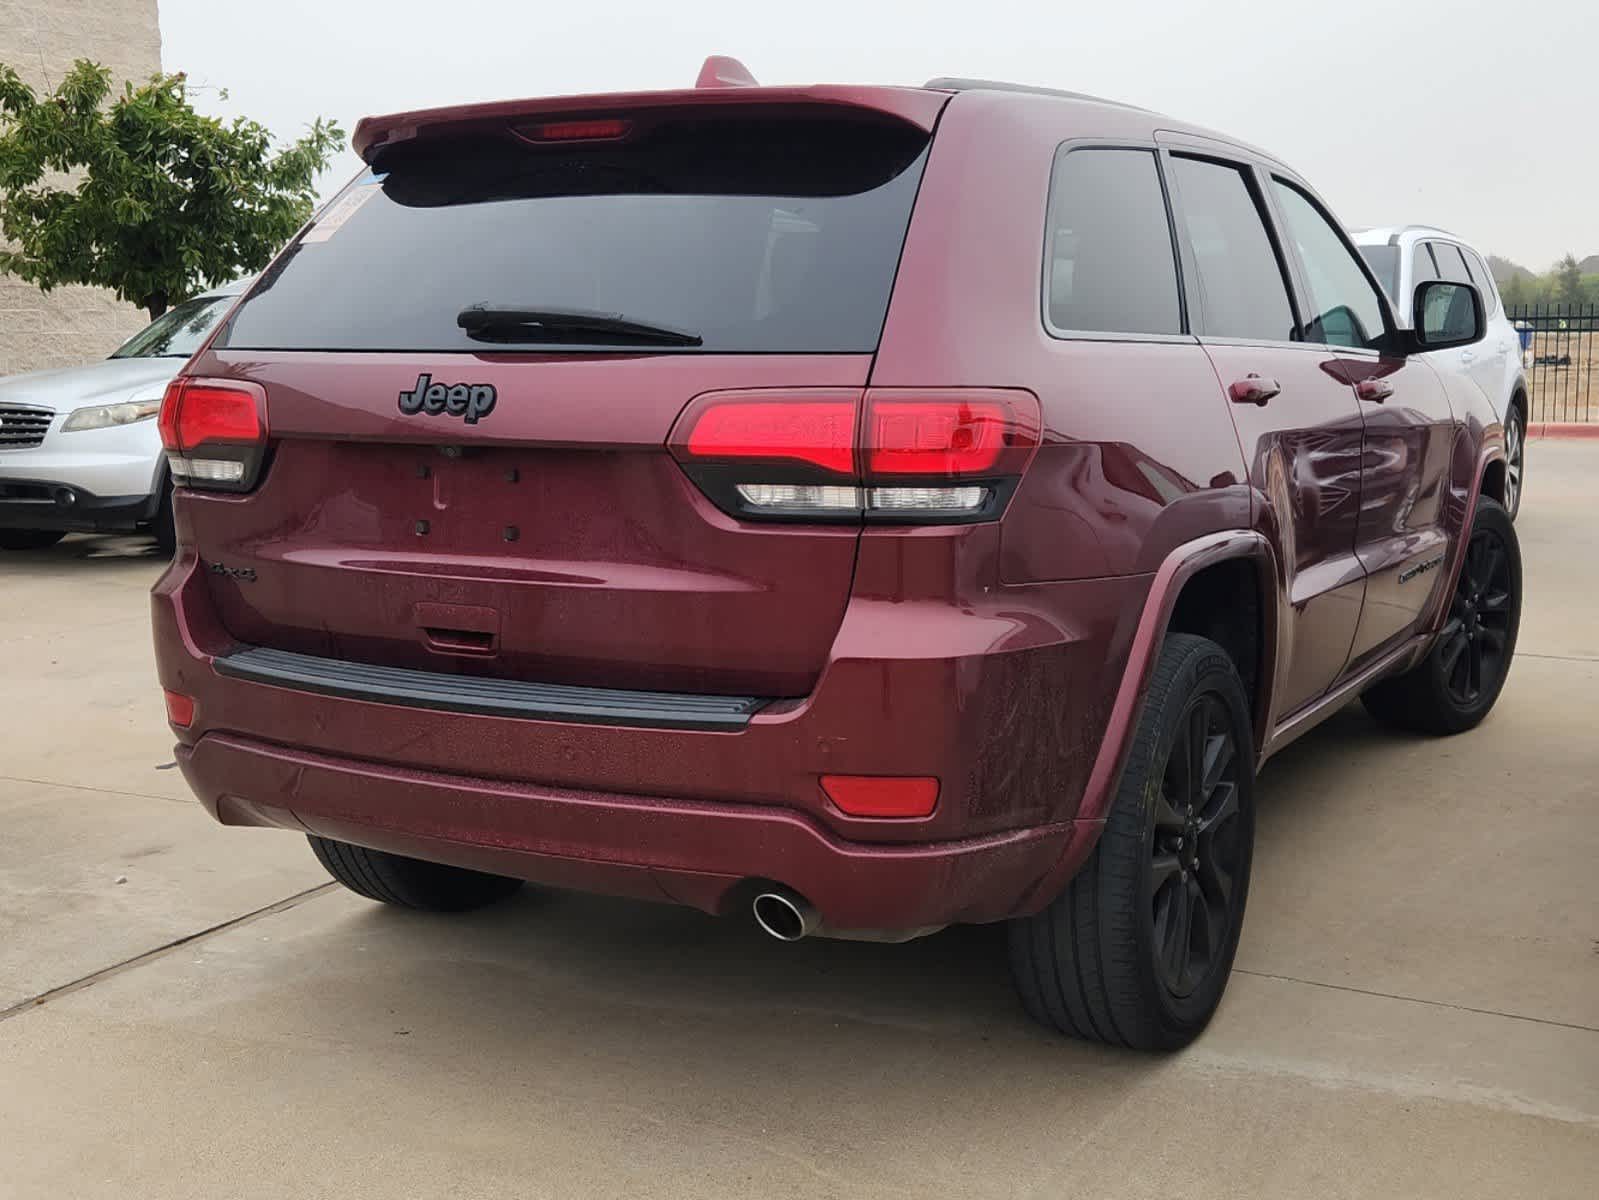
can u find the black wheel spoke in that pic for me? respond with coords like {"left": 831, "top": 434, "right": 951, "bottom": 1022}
{"left": 1200, "top": 727, "right": 1234, "bottom": 795}
{"left": 1481, "top": 588, "right": 1512, "bottom": 613}
{"left": 1165, "top": 882, "right": 1194, "bottom": 985}
{"left": 1188, "top": 876, "right": 1220, "bottom": 960}
{"left": 1150, "top": 852, "right": 1182, "bottom": 894}
{"left": 1479, "top": 627, "right": 1507, "bottom": 654}
{"left": 1196, "top": 781, "right": 1238, "bottom": 836}
{"left": 1153, "top": 790, "right": 1185, "bottom": 832}
{"left": 1439, "top": 630, "right": 1469, "bottom": 678}
{"left": 1197, "top": 849, "right": 1233, "bottom": 909}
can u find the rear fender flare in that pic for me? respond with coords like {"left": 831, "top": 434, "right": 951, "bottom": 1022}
{"left": 1017, "top": 530, "right": 1279, "bottom": 913}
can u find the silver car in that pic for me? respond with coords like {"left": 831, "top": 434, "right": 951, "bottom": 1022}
{"left": 0, "top": 279, "right": 248, "bottom": 551}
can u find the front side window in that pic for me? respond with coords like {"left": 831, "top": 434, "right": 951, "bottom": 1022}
{"left": 1358, "top": 243, "right": 1400, "bottom": 301}
{"left": 1271, "top": 181, "right": 1388, "bottom": 350}
{"left": 1412, "top": 242, "right": 1441, "bottom": 288}
{"left": 1168, "top": 156, "right": 1296, "bottom": 343}
{"left": 1431, "top": 242, "right": 1472, "bottom": 285}
{"left": 1045, "top": 147, "right": 1182, "bottom": 336}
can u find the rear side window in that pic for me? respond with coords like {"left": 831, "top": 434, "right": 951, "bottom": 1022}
{"left": 1045, "top": 148, "right": 1181, "bottom": 336}
{"left": 1271, "top": 180, "right": 1388, "bottom": 350}
{"left": 1168, "top": 156, "right": 1296, "bottom": 343}
{"left": 220, "top": 113, "right": 931, "bottom": 354}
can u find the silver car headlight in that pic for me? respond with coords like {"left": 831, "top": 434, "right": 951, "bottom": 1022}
{"left": 60, "top": 399, "right": 162, "bottom": 432}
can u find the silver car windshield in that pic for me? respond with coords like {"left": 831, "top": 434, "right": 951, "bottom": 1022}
{"left": 110, "top": 295, "right": 233, "bottom": 359}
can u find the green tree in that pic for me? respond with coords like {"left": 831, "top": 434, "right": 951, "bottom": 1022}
{"left": 1502, "top": 274, "right": 1527, "bottom": 309}
{"left": 1555, "top": 253, "right": 1583, "bottom": 305}
{"left": 0, "top": 60, "right": 342, "bottom": 318}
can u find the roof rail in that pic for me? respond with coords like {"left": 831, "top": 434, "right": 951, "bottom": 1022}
{"left": 923, "top": 77, "right": 1149, "bottom": 112}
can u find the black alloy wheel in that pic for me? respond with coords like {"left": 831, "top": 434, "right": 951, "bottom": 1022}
{"left": 1149, "top": 694, "right": 1246, "bottom": 999}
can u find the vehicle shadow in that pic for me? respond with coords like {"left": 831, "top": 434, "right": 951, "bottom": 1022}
{"left": 2, "top": 532, "right": 168, "bottom": 570}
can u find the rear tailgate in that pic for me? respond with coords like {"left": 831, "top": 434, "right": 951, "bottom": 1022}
{"left": 177, "top": 95, "right": 942, "bottom": 698}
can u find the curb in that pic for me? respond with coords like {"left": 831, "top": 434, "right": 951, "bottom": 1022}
{"left": 1528, "top": 422, "right": 1599, "bottom": 440}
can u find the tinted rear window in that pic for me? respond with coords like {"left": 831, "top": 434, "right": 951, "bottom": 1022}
{"left": 220, "top": 114, "right": 931, "bottom": 354}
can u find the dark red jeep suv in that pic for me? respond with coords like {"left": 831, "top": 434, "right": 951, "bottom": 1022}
{"left": 152, "top": 64, "right": 1521, "bottom": 1049}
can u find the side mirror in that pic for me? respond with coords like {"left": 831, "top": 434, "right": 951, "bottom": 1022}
{"left": 1412, "top": 279, "right": 1483, "bottom": 351}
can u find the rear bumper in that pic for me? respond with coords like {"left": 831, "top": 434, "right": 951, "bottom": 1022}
{"left": 154, "top": 536, "right": 1148, "bottom": 929}
{"left": 179, "top": 732, "right": 1093, "bottom": 929}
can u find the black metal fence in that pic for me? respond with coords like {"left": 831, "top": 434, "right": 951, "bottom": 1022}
{"left": 1506, "top": 304, "right": 1598, "bottom": 423}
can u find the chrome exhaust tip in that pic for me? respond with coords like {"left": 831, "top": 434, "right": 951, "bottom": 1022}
{"left": 752, "top": 889, "right": 818, "bottom": 942}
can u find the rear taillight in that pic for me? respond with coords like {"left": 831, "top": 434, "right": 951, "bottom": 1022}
{"left": 667, "top": 388, "right": 1039, "bottom": 523}
{"left": 159, "top": 378, "right": 269, "bottom": 492}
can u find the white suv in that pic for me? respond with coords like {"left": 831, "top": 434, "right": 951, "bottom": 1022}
{"left": 1353, "top": 227, "right": 1527, "bottom": 517}
{"left": 0, "top": 279, "right": 246, "bottom": 552}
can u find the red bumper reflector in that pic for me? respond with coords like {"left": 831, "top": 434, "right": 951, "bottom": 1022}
{"left": 163, "top": 689, "right": 195, "bottom": 728}
{"left": 820, "top": 774, "right": 939, "bottom": 818}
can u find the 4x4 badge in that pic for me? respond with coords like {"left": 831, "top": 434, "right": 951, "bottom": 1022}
{"left": 397, "top": 374, "right": 497, "bottom": 424}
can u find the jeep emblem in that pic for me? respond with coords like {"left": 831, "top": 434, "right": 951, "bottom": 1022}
{"left": 398, "top": 374, "right": 497, "bottom": 424}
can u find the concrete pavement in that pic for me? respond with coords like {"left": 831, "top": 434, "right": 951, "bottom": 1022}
{"left": 2, "top": 443, "right": 1596, "bottom": 1198}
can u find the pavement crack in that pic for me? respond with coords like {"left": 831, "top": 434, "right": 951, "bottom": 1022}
{"left": 1234, "top": 968, "right": 1599, "bottom": 1034}
{"left": 0, "top": 774, "right": 193, "bottom": 805}
{"left": 1516, "top": 651, "right": 1599, "bottom": 663}
{"left": 0, "top": 883, "right": 338, "bottom": 1024}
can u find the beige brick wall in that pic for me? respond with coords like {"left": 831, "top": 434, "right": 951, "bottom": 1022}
{"left": 0, "top": 0, "right": 162, "bottom": 375}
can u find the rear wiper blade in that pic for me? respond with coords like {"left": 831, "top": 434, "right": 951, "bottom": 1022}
{"left": 456, "top": 304, "right": 702, "bottom": 347}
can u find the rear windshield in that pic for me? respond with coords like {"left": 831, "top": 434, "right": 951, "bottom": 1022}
{"left": 219, "top": 113, "right": 932, "bottom": 354}
{"left": 1357, "top": 244, "right": 1400, "bottom": 301}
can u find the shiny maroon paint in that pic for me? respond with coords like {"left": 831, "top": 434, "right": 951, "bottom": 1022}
{"left": 153, "top": 82, "right": 1505, "bottom": 933}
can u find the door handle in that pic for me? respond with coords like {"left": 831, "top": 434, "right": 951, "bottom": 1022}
{"left": 1355, "top": 378, "right": 1394, "bottom": 403}
{"left": 1229, "top": 374, "right": 1280, "bottom": 406}
{"left": 1460, "top": 349, "right": 1476, "bottom": 364}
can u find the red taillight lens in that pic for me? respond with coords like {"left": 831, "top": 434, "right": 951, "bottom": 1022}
{"left": 680, "top": 394, "right": 858, "bottom": 476}
{"left": 821, "top": 775, "right": 939, "bottom": 818}
{"left": 865, "top": 391, "right": 1040, "bottom": 478}
{"left": 159, "top": 377, "right": 269, "bottom": 492}
{"left": 668, "top": 387, "right": 1038, "bottom": 523}
{"left": 163, "top": 689, "right": 195, "bottom": 728}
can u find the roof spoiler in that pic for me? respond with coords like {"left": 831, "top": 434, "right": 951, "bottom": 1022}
{"left": 696, "top": 56, "right": 759, "bottom": 88}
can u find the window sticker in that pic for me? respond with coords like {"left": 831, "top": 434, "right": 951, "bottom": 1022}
{"left": 300, "top": 183, "right": 381, "bottom": 244}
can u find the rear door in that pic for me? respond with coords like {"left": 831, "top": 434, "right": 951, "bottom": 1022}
{"left": 1266, "top": 181, "right": 1458, "bottom": 670}
{"left": 181, "top": 103, "right": 939, "bottom": 697}
{"left": 1162, "top": 149, "right": 1367, "bottom": 716}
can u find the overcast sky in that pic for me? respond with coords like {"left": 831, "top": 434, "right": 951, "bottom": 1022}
{"left": 162, "top": 0, "right": 1593, "bottom": 271}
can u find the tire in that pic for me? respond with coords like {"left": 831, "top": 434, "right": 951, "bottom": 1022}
{"left": 1503, "top": 404, "right": 1525, "bottom": 521}
{"left": 1009, "top": 633, "right": 1255, "bottom": 1051}
{"left": 1363, "top": 496, "right": 1521, "bottom": 735}
{"left": 308, "top": 836, "right": 524, "bottom": 912}
{"left": 0, "top": 529, "right": 66, "bottom": 551}
{"left": 151, "top": 482, "right": 177, "bottom": 556}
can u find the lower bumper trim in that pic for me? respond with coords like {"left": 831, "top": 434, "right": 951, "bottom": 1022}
{"left": 213, "top": 645, "right": 773, "bottom": 731}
